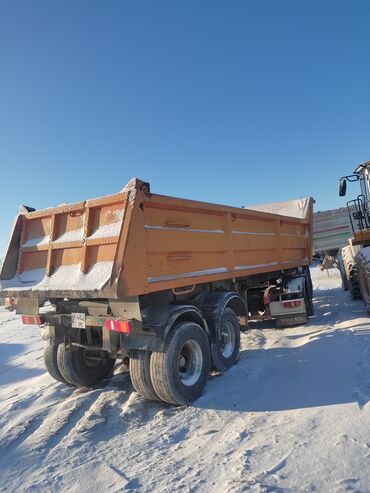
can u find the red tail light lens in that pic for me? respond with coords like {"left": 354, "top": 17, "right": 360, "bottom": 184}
{"left": 105, "top": 319, "right": 132, "bottom": 334}
{"left": 21, "top": 315, "right": 45, "bottom": 326}
{"left": 282, "top": 300, "right": 302, "bottom": 309}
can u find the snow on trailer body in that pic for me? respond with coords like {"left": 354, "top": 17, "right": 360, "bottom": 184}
{"left": 0, "top": 179, "right": 314, "bottom": 405}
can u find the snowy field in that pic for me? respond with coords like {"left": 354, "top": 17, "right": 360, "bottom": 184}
{"left": 1, "top": 267, "right": 370, "bottom": 492}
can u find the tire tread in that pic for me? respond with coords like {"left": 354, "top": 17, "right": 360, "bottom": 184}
{"left": 130, "top": 351, "right": 160, "bottom": 401}
{"left": 44, "top": 341, "right": 70, "bottom": 385}
{"left": 57, "top": 344, "right": 115, "bottom": 388}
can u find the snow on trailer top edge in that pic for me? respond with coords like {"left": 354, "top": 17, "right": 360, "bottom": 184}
{"left": 150, "top": 193, "right": 313, "bottom": 223}
{"left": 14, "top": 175, "right": 312, "bottom": 224}
{"left": 22, "top": 191, "right": 129, "bottom": 220}
{"left": 246, "top": 198, "right": 311, "bottom": 220}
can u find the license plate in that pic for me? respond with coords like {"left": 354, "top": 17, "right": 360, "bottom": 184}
{"left": 71, "top": 312, "right": 86, "bottom": 329}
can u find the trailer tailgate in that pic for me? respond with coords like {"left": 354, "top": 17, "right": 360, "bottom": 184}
{"left": 0, "top": 192, "right": 128, "bottom": 298}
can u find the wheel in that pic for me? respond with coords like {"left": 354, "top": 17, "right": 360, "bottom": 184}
{"left": 303, "top": 284, "right": 314, "bottom": 317}
{"left": 247, "top": 293, "right": 264, "bottom": 316}
{"left": 211, "top": 307, "right": 240, "bottom": 372}
{"left": 57, "top": 344, "right": 115, "bottom": 388}
{"left": 150, "top": 322, "right": 211, "bottom": 406}
{"left": 129, "top": 351, "right": 160, "bottom": 401}
{"left": 342, "top": 244, "right": 361, "bottom": 299}
{"left": 356, "top": 247, "right": 370, "bottom": 312}
{"left": 337, "top": 255, "right": 349, "bottom": 291}
{"left": 303, "top": 268, "right": 314, "bottom": 317}
{"left": 43, "top": 340, "right": 70, "bottom": 385}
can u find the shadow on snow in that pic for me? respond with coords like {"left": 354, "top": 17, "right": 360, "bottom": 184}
{"left": 196, "top": 286, "right": 370, "bottom": 413}
{"left": 0, "top": 343, "right": 44, "bottom": 386}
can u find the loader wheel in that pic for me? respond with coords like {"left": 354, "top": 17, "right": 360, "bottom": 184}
{"left": 337, "top": 255, "right": 349, "bottom": 291}
{"left": 356, "top": 247, "right": 370, "bottom": 312}
{"left": 211, "top": 308, "right": 240, "bottom": 372}
{"left": 348, "top": 268, "right": 361, "bottom": 299}
{"left": 43, "top": 341, "right": 70, "bottom": 385}
{"left": 150, "top": 322, "right": 211, "bottom": 406}
{"left": 129, "top": 351, "right": 160, "bottom": 401}
{"left": 57, "top": 344, "right": 115, "bottom": 388}
{"left": 342, "top": 245, "right": 361, "bottom": 299}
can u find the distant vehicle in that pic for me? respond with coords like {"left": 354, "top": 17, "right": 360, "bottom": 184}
{"left": 313, "top": 207, "right": 353, "bottom": 255}
{"left": 0, "top": 179, "right": 314, "bottom": 405}
{"left": 312, "top": 207, "right": 353, "bottom": 271}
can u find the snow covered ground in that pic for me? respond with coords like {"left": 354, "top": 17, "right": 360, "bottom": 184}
{"left": 1, "top": 267, "right": 370, "bottom": 492}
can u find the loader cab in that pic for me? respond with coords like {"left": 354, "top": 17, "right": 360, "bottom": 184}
{"left": 339, "top": 161, "right": 370, "bottom": 238}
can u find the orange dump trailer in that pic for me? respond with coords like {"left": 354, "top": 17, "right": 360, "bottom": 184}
{"left": 0, "top": 179, "right": 314, "bottom": 405}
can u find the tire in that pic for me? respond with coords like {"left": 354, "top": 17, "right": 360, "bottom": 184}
{"left": 303, "top": 276, "right": 314, "bottom": 317}
{"left": 43, "top": 340, "right": 70, "bottom": 385}
{"left": 337, "top": 255, "right": 349, "bottom": 291}
{"left": 341, "top": 272, "right": 349, "bottom": 291}
{"left": 57, "top": 344, "right": 115, "bottom": 388}
{"left": 150, "top": 322, "right": 211, "bottom": 406}
{"left": 129, "top": 351, "right": 160, "bottom": 401}
{"left": 304, "top": 267, "right": 314, "bottom": 316}
{"left": 356, "top": 247, "right": 370, "bottom": 312}
{"left": 211, "top": 307, "right": 240, "bottom": 372}
{"left": 247, "top": 293, "right": 264, "bottom": 316}
{"left": 303, "top": 284, "right": 314, "bottom": 317}
{"left": 342, "top": 245, "right": 361, "bottom": 299}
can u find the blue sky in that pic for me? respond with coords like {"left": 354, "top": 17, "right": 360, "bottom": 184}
{"left": 1, "top": 0, "right": 370, "bottom": 255}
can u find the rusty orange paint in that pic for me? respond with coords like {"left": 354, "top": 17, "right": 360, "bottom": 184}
{"left": 1, "top": 183, "right": 313, "bottom": 299}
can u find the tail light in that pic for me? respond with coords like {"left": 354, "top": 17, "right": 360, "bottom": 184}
{"left": 105, "top": 319, "right": 132, "bottom": 335}
{"left": 21, "top": 315, "right": 45, "bottom": 326}
{"left": 282, "top": 300, "right": 302, "bottom": 309}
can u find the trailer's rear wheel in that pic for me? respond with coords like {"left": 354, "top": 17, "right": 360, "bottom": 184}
{"left": 43, "top": 341, "right": 70, "bottom": 385}
{"left": 211, "top": 307, "right": 240, "bottom": 372}
{"left": 57, "top": 344, "right": 115, "bottom": 388}
{"left": 150, "top": 322, "right": 211, "bottom": 405}
{"left": 129, "top": 351, "right": 160, "bottom": 401}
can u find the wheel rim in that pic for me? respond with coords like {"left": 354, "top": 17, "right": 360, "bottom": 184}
{"left": 178, "top": 340, "right": 203, "bottom": 387}
{"left": 82, "top": 350, "right": 106, "bottom": 369}
{"left": 221, "top": 320, "right": 236, "bottom": 358}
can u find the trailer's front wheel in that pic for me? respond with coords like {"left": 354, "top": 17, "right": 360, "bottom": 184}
{"left": 150, "top": 322, "right": 211, "bottom": 405}
{"left": 57, "top": 344, "right": 115, "bottom": 388}
{"left": 211, "top": 307, "right": 240, "bottom": 372}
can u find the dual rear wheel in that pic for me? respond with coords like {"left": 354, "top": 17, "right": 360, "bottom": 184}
{"left": 43, "top": 341, "right": 115, "bottom": 388}
{"left": 43, "top": 308, "right": 241, "bottom": 405}
{"left": 130, "top": 309, "right": 240, "bottom": 405}
{"left": 130, "top": 322, "right": 211, "bottom": 406}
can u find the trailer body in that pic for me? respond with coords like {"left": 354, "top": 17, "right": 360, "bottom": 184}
{"left": 1, "top": 182, "right": 313, "bottom": 299}
{"left": 0, "top": 179, "right": 314, "bottom": 405}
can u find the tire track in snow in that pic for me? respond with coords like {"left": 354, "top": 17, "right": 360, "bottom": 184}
{"left": 2, "top": 269, "right": 370, "bottom": 492}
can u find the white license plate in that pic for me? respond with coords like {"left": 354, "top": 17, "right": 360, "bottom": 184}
{"left": 71, "top": 312, "right": 86, "bottom": 329}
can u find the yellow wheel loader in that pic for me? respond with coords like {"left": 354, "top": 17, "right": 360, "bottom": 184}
{"left": 339, "top": 161, "right": 370, "bottom": 309}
